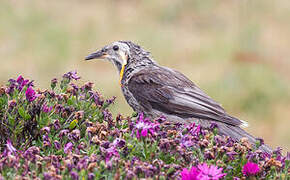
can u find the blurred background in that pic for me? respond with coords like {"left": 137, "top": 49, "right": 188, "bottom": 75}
{"left": 0, "top": 0, "right": 289, "bottom": 151}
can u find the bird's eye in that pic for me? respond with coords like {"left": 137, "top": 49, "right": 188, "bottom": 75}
{"left": 113, "top": 45, "right": 119, "bottom": 51}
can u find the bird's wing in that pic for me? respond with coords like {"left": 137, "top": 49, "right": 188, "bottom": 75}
{"left": 128, "top": 66, "right": 242, "bottom": 126}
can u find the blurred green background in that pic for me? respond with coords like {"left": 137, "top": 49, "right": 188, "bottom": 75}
{"left": 0, "top": 0, "right": 289, "bottom": 151}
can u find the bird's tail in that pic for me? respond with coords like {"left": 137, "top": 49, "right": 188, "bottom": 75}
{"left": 216, "top": 122, "right": 272, "bottom": 153}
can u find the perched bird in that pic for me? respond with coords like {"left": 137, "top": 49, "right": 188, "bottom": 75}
{"left": 85, "top": 41, "right": 271, "bottom": 153}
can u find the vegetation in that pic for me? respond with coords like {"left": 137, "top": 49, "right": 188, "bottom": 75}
{"left": 0, "top": 72, "right": 288, "bottom": 179}
{"left": 1, "top": 0, "right": 290, "bottom": 151}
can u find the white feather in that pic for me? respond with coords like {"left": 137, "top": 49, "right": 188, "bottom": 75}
{"left": 240, "top": 120, "right": 249, "bottom": 128}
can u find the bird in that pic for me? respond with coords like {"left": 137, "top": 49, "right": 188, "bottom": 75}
{"left": 85, "top": 40, "right": 272, "bottom": 153}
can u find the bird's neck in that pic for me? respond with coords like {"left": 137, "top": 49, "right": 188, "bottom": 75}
{"left": 120, "top": 57, "right": 156, "bottom": 85}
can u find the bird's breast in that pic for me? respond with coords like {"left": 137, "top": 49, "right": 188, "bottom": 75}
{"left": 121, "top": 84, "right": 143, "bottom": 113}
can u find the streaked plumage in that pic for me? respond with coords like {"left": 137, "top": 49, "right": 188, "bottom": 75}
{"left": 86, "top": 41, "right": 272, "bottom": 153}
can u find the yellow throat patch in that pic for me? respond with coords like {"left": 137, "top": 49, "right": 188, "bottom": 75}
{"left": 119, "top": 52, "right": 128, "bottom": 86}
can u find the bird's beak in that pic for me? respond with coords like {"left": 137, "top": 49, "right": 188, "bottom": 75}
{"left": 85, "top": 50, "right": 109, "bottom": 60}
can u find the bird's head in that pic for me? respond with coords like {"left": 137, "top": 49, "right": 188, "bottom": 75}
{"left": 85, "top": 41, "right": 155, "bottom": 85}
{"left": 85, "top": 41, "right": 131, "bottom": 72}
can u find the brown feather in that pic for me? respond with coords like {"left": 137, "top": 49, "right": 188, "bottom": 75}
{"left": 128, "top": 66, "right": 242, "bottom": 126}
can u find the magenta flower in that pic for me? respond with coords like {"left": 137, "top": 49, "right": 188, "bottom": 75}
{"left": 54, "top": 140, "right": 61, "bottom": 150}
{"left": 42, "top": 126, "right": 50, "bottom": 133}
{"left": 181, "top": 164, "right": 226, "bottom": 180}
{"left": 88, "top": 173, "right": 95, "bottom": 180}
{"left": 8, "top": 100, "right": 17, "bottom": 109}
{"left": 42, "top": 104, "right": 53, "bottom": 113}
{"left": 16, "top": 75, "right": 24, "bottom": 84}
{"left": 186, "top": 123, "right": 201, "bottom": 136}
{"left": 59, "top": 129, "right": 69, "bottom": 139}
{"left": 197, "top": 163, "right": 226, "bottom": 180}
{"left": 104, "top": 146, "right": 119, "bottom": 162}
{"left": 16, "top": 75, "right": 29, "bottom": 91}
{"left": 64, "top": 142, "right": 73, "bottom": 154}
{"left": 77, "top": 156, "right": 89, "bottom": 171}
{"left": 25, "top": 86, "right": 37, "bottom": 102}
{"left": 6, "top": 139, "right": 17, "bottom": 153}
{"left": 141, "top": 128, "right": 148, "bottom": 137}
{"left": 134, "top": 121, "right": 155, "bottom": 138}
{"left": 63, "top": 70, "right": 80, "bottom": 81}
{"left": 53, "top": 119, "right": 61, "bottom": 130}
{"left": 181, "top": 166, "right": 199, "bottom": 180}
{"left": 42, "top": 134, "right": 51, "bottom": 147}
{"left": 43, "top": 172, "right": 52, "bottom": 180}
{"left": 70, "top": 171, "right": 79, "bottom": 180}
{"left": 113, "top": 138, "right": 126, "bottom": 148}
{"left": 133, "top": 113, "right": 159, "bottom": 139}
{"left": 242, "top": 162, "right": 260, "bottom": 176}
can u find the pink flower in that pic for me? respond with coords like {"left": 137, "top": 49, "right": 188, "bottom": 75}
{"left": 105, "top": 146, "right": 119, "bottom": 162}
{"left": 16, "top": 75, "right": 24, "bottom": 84}
{"left": 54, "top": 140, "right": 61, "bottom": 150}
{"left": 141, "top": 128, "right": 148, "bottom": 137}
{"left": 242, "top": 162, "right": 260, "bottom": 176}
{"left": 25, "top": 86, "right": 37, "bottom": 102}
{"left": 6, "top": 139, "right": 17, "bottom": 153}
{"left": 64, "top": 142, "right": 73, "bottom": 154}
{"left": 16, "top": 75, "right": 29, "bottom": 91}
{"left": 63, "top": 70, "right": 80, "bottom": 81}
{"left": 42, "top": 104, "right": 53, "bottom": 113}
{"left": 186, "top": 123, "right": 201, "bottom": 136}
{"left": 133, "top": 113, "right": 159, "bottom": 139}
{"left": 181, "top": 164, "right": 226, "bottom": 180}
{"left": 197, "top": 163, "right": 226, "bottom": 180}
{"left": 181, "top": 167, "right": 199, "bottom": 180}
{"left": 41, "top": 126, "right": 50, "bottom": 134}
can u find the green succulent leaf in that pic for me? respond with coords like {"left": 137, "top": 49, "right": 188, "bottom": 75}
{"left": 18, "top": 106, "right": 31, "bottom": 120}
